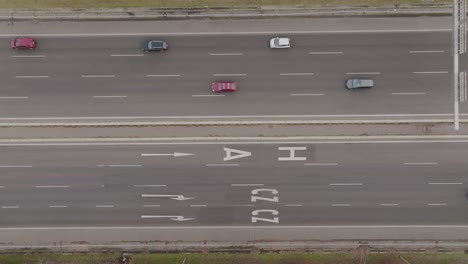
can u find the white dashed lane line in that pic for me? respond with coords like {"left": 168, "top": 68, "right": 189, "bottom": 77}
{"left": 284, "top": 204, "right": 303, "bottom": 207}
{"left": 290, "top": 94, "right": 325, "bottom": 96}
{"left": 309, "top": 51, "right": 343, "bottom": 54}
{"left": 428, "top": 203, "right": 447, "bottom": 206}
{"left": 190, "top": 205, "right": 208, "bottom": 207}
{"left": 212, "top": 73, "right": 247, "bottom": 76}
{"left": 49, "top": 205, "right": 68, "bottom": 208}
{"left": 391, "top": 93, "right": 426, "bottom": 95}
{"left": 81, "top": 75, "right": 115, "bottom": 78}
{"left": 192, "top": 95, "right": 225, "bottom": 97}
{"left": 2, "top": 206, "right": 19, "bottom": 209}
{"left": 331, "top": 204, "right": 350, "bottom": 207}
{"left": 413, "top": 71, "right": 448, "bottom": 74}
{"left": 346, "top": 72, "right": 381, "bottom": 75}
{"left": 0, "top": 97, "right": 29, "bottom": 99}
{"left": 15, "top": 75, "right": 49, "bottom": 78}
{"left": 35, "top": 185, "right": 70, "bottom": 188}
{"left": 231, "top": 184, "right": 264, "bottom": 187}
{"left": 133, "top": 185, "right": 166, "bottom": 187}
{"left": 409, "top": 50, "right": 445, "bottom": 53}
{"left": 142, "top": 205, "right": 161, "bottom": 208}
{"left": 107, "top": 165, "right": 142, "bottom": 167}
{"left": 0, "top": 186, "right": 4, "bottom": 188}
{"left": 96, "top": 205, "right": 114, "bottom": 208}
{"left": 206, "top": 164, "right": 239, "bottom": 167}
{"left": 428, "top": 182, "right": 463, "bottom": 185}
{"left": 209, "top": 53, "right": 243, "bottom": 56}
{"left": 404, "top": 162, "right": 438, "bottom": 165}
{"left": 304, "top": 163, "right": 338, "bottom": 166}
{"left": 380, "top": 204, "right": 399, "bottom": 206}
{"left": 329, "top": 183, "right": 363, "bottom": 186}
{"left": 11, "top": 55, "right": 46, "bottom": 58}
{"left": 0, "top": 165, "right": 32, "bottom": 168}
{"left": 280, "top": 73, "right": 314, "bottom": 76}
{"left": 236, "top": 204, "right": 255, "bottom": 207}
{"left": 146, "top": 74, "right": 181, "bottom": 77}
{"left": 93, "top": 96, "right": 127, "bottom": 98}
{"left": 110, "top": 54, "right": 144, "bottom": 57}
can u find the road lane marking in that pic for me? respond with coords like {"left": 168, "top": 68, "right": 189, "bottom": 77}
{"left": 304, "top": 163, "right": 338, "bottom": 166}
{"left": 11, "top": 55, "right": 46, "bottom": 58}
{"left": 428, "top": 203, "right": 447, "bottom": 206}
{"left": 0, "top": 165, "right": 32, "bottom": 168}
{"left": 134, "top": 185, "right": 167, "bottom": 187}
{"left": 143, "top": 205, "right": 161, "bottom": 207}
{"left": 231, "top": 184, "right": 264, "bottom": 187}
{"left": 290, "top": 94, "right": 325, "bottom": 96}
{"left": 192, "top": 95, "right": 225, "bottom": 97}
{"left": 2, "top": 206, "right": 19, "bottom": 209}
{"left": 35, "top": 186, "right": 70, "bottom": 188}
{"left": 329, "top": 183, "right": 363, "bottom": 186}
{"left": 93, "top": 96, "right": 127, "bottom": 98}
{"left": 206, "top": 164, "right": 239, "bottom": 166}
{"left": 142, "top": 152, "right": 194, "bottom": 157}
{"left": 213, "top": 73, "right": 247, "bottom": 76}
{"left": 428, "top": 182, "right": 463, "bottom": 185}
{"left": 110, "top": 54, "right": 144, "bottom": 57}
{"left": 0, "top": 97, "right": 29, "bottom": 99}
{"left": 209, "top": 53, "right": 243, "bottom": 56}
{"left": 346, "top": 72, "right": 381, "bottom": 75}
{"left": 404, "top": 162, "right": 438, "bottom": 165}
{"left": 391, "top": 93, "right": 426, "bottom": 95}
{"left": 413, "top": 71, "right": 448, "bottom": 74}
{"left": 146, "top": 74, "right": 181, "bottom": 77}
{"left": 380, "top": 204, "right": 399, "bottom": 206}
{"left": 108, "top": 165, "right": 142, "bottom": 167}
{"left": 236, "top": 204, "right": 255, "bottom": 207}
{"left": 309, "top": 51, "right": 343, "bottom": 54}
{"left": 331, "top": 204, "right": 350, "bottom": 207}
{"left": 15, "top": 75, "right": 49, "bottom": 78}
{"left": 96, "top": 205, "right": 114, "bottom": 208}
{"left": 280, "top": 73, "right": 314, "bottom": 76}
{"left": 190, "top": 205, "right": 207, "bottom": 207}
{"left": 0, "top": 186, "right": 4, "bottom": 188}
{"left": 410, "top": 50, "right": 445, "bottom": 53}
{"left": 284, "top": 204, "right": 303, "bottom": 207}
{"left": 81, "top": 75, "right": 115, "bottom": 78}
{"left": 49, "top": 205, "right": 68, "bottom": 208}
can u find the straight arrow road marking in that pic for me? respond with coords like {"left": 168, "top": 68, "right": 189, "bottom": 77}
{"left": 141, "top": 215, "right": 194, "bottom": 221}
{"left": 141, "top": 152, "right": 194, "bottom": 157}
{"left": 141, "top": 194, "right": 195, "bottom": 201}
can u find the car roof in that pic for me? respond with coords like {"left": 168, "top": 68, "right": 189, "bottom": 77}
{"left": 278, "top": 38, "right": 289, "bottom": 45}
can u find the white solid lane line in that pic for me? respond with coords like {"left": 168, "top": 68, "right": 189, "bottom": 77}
{"left": 2, "top": 206, "right": 19, "bottom": 209}
{"left": 413, "top": 71, "right": 448, "bottom": 74}
{"left": 192, "top": 95, "right": 225, "bottom": 97}
{"left": 110, "top": 54, "right": 144, "bottom": 57}
{"left": 391, "top": 93, "right": 426, "bottom": 95}
{"left": 11, "top": 55, "right": 46, "bottom": 58}
{"left": 380, "top": 204, "right": 399, "bottom": 206}
{"left": 304, "top": 163, "right": 338, "bottom": 166}
{"left": 0, "top": 97, "right": 29, "bottom": 99}
{"left": 134, "top": 185, "right": 167, "bottom": 187}
{"left": 206, "top": 164, "right": 239, "bottom": 167}
{"left": 309, "top": 51, "right": 343, "bottom": 54}
{"left": 346, "top": 72, "right": 381, "bottom": 75}
{"left": 209, "top": 53, "right": 243, "bottom": 56}
{"left": 35, "top": 185, "right": 70, "bottom": 188}
{"left": 231, "top": 184, "right": 264, "bottom": 187}
{"left": 410, "top": 50, "right": 445, "bottom": 53}
{"left": 428, "top": 182, "right": 463, "bottom": 185}
{"left": 212, "top": 73, "right": 247, "bottom": 76}
{"left": 329, "top": 183, "right": 363, "bottom": 186}
{"left": 49, "top": 205, "right": 68, "bottom": 208}
{"left": 93, "top": 96, "right": 127, "bottom": 98}
{"left": 143, "top": 205, "right": 161, "bottom": 207}
{"left": 108, "top": 165, "right": 142, "bottom": 167}
{"left": 428, "top": 203, "right": 447, "bottom": 206}
{"left": 81, "top": 75, "right": 115, "bottom": 78}
{"left": 331, "top": 204, "right": 350, "bottom": 207}
{"left": 96, "top": 205, "right": 114, "bottom": 208}
{"left": 15, "top": 75, "right": 49, "bottom": 78}
{"left": 290, "top": 94, "right": 325, "bottom": 96}
{"left": 190, "top": 205, "right": 208, "bottom": 207}
{"left": 280, "top": 73, "right": 314, "bottom": 76}
{"left": 0, "top": 165, "right": 32, "bottom": 168}
{"left": 146, "top": 74, "right": 181, "bottom": 77}
{"left": 404, "top": 162, "right": 438, "bottom": 165}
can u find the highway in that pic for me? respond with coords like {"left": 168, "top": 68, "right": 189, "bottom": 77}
{"left": 0, "top": 32, "right": 467, "bottom": 121}
{"left": 0, "top": 139, "right": 466, "bottom": 227}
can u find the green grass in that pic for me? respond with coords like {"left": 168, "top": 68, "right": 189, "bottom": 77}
{"left": 0, "top": 253, "right": 467, "bottom": 264}
{"left": 0, "top": 0, "right": 451, "bottom": 9}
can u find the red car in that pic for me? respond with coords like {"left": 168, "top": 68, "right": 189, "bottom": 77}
{"left": 10, "top": 37, "right": 36, "bottom": 50}
{"left": 211, "top": 81, "right": 238, "bottom": 92}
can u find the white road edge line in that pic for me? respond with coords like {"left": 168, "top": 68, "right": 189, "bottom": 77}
{"left": 35, "top": 186, "right": 70, "bottom": 188}
{"left": 404, "top": 162, "right": 438, "bottom": 165}
{"left": 206, "top": 164, "right": 239, "bottom": 167}
{"left": 410, "top": 50, "right": 445, "bottom": 53}
{"left": 209, "top": 53, "right": 243, "bottom": 56}
{"left": 413, "top": 71, "right": 448, "bottom": 74}
{"left": 81, "top": 75, "right": 115, "bottom": 78}
{"left": 146, "top": 74, "right": 181, "bottom": 77}
{"left": 11, "top": 55, "right": 46, "bottom": 58}
{"left": 231, "top": 184, "right": 264, "bottom": 187}
{"left": 213, "top": 74, "right": 247, "bottom": 76}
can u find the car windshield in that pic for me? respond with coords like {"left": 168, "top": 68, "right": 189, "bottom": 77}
{"left": 217, "top": 83, "right": 223, "bottom": 89}
{"left": 353, "top": 80, "right": 361, "bottom": 87}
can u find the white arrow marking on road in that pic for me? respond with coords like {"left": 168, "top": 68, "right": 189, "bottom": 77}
{"left": 223, "top": 147, "right": 252, "bottom": 161}
{"left": 141, "top": 194, "right": 195, "bottom": 201}
{"left": 141, "top": 215, "right": 194, "bottom": 221}
{"left": 141, "top": 152, "right": 194, "bottom": 157}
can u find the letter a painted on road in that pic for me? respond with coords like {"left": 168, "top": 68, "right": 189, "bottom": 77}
{"left": 223, "top": 147, "right": 252, "bottom": 161}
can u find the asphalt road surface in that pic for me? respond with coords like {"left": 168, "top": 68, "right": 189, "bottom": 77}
{"left": 0, "top": 140, "right": 466, "bottom": 227}
{"left": 0, "top": 32, "right": 467, "bottom": 121}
